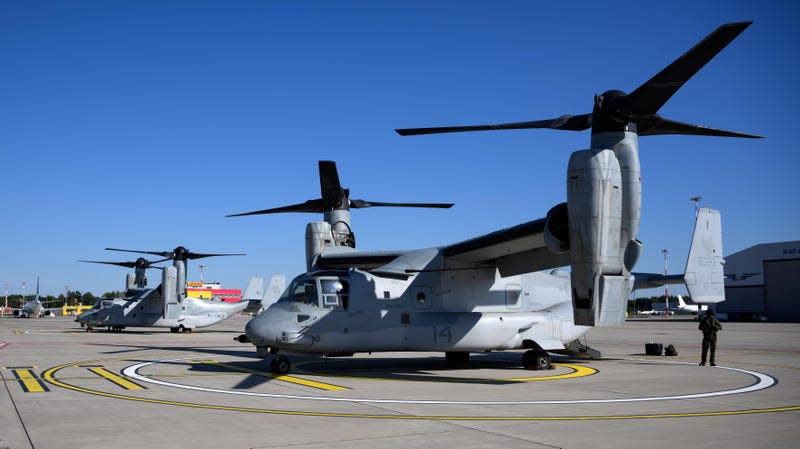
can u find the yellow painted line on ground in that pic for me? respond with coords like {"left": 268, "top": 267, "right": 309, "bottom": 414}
{"left": 505, "top": 363, "right": 597, "bottom": 381}
{"left": 87, "top": 367, "right": 144, "bottom": 390}
{"left": 293, "top": 363, "right": 595, "bottom": 383}
{"left": 11, "top": 368, "right": 48, "bottom": 393}
{"left": 42, "top": 360, "right": 800, "bottom": 421}
{"left": 207, "top": 361, "right": 348, "bottom": 391}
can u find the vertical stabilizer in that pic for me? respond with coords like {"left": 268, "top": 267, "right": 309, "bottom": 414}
{"left": 243, "top": 276, "right": 265, "bottom": 301}
{"left": 262, "top": 273, "right": 286, "bottom": 309}
{"left": 684, "top": 207, "right": 725, "bottom": 303}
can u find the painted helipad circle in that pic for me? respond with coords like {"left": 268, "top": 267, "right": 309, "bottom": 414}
{"left": 40, "top": 356, "right": 799, "bottom": 420}
{"left": 119, "top": 357, "right": 775, "bottom": 405}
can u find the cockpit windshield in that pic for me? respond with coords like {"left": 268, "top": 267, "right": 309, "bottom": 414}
{"left": 279, "top": 273, "right": 350, "bottom": 310}
{"left": 279, "top": 276, "right": 319, "bottom": 307}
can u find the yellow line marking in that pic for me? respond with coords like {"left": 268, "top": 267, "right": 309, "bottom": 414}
{"left": 505, "top": 363, "right": 597, "bottom": 381}
{"left": 42, "top": 360, "right": 800, "bottom": 420}
{"left": 207, "top": 361, "right": 348, "bottom": 391}
{"left": 88, "top": 367, "right": 144, "bottom": 390}
{"left": 293, "top": 363, "right": 595, "bottom": 383}
{"left": 13, "top": 368, "right": 47, "bottom": 393}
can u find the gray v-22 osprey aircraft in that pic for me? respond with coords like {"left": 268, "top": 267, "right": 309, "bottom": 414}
{"left": 232, "top": 22, "right": 759, "bottom": 374}
{"left": 77, "top": 247, "right": 249, "bottom": 332}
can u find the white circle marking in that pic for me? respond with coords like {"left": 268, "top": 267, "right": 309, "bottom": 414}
{"left": 121, "top": 358, "right": 775, "bottom": 405}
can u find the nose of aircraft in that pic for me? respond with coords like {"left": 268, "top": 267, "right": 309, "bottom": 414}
{"left": 76, "top": 310, "right": 96, "bottom": 324}
{"left": 244, "top": 314, "right": 271, "bottom": 346}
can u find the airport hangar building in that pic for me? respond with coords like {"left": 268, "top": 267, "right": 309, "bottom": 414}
{"left": 720, "top": 240, "right": 800, "bottom": 321}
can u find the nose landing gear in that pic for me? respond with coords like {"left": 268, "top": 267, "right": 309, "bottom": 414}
{"left": 522, "top": 350, "right": 552, "bottom": 370}
{"left": 270, "top": 357, "right": 291, "bottom": 374}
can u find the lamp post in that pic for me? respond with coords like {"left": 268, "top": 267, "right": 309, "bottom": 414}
{"left": 690, "top": 196, "right": 702, "bottom": 217}
{"left": 199, "top": 264, "right": 205, "bottom": 300}
{"left": 662, "top": 248, "right": 669, "bottom": 319}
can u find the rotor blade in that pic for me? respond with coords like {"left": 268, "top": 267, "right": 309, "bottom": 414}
{"left": 184, "top": 252, "right": 246, "bottom": 260}
{"left": 627, "top": 21, "right": 752, "bottom": 115}
{"left": 79, "top": 257, "right": 172, "bottom": 268}
{"left": 350, "top": 199, "right": 454, "bottom": 209}
{"left": 104, "top": 247, "right": 173, "bottom": 258}
{"left": 637, "top": 116, "right": 764, "bottom": 138}
{"left": 79, "top": 260, "right": 138, "bottom": 269}
{"left": 226, "top": 199, "right": 327, "bottom": 217}
{"left": 395, "top": 114, "right": 592, "bottom": 136}
{"left": 318, "top": 160, "right": 344, "bottom": 202}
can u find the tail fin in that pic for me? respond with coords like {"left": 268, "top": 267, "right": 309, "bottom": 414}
{"left": 243, "top": 276, "right": 265, "bottom": 301}
{"left": 684, "top": 207, "right": 725, "bottom": 303}
{"left": 242, "top": 274, "right": 286, "bottom": 314}
{"left": 632, "top": 207, "right": 725, "bottom": 304}
{"left": 262, "top": 273, "right": 286, "bottom": 309}
{"left": 242, "top": 276, "right": 265, "bottom": 314}
{"left": 677, "top": 294, "right": 687, "bottom": 308}
{"left": 35, "top": 277, "right": 40, "bottom": 302}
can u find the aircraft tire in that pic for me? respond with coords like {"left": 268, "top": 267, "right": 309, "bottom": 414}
{"left": 445, "top": 352, "right": 470, "bottom": 364}
{"left": 270, "top": 357, "right": 291, "bottom": 374}
{"left": 170, "top": 327, "right": 180, "bottom": 333}
{"left": 522, "top": 350, "right": 552, "bottom": 370}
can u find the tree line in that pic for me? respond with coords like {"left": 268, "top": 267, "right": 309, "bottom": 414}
{"left": 2, "top": 290, "right": 125, "bottom": 308}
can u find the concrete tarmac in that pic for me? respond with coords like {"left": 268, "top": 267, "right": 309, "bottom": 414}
{"left": 1, "top": 315, "right": 797, "bottom": 449}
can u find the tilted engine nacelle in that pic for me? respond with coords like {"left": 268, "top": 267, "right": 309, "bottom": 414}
{"left": 305, "top": 221, "right": 334, "bottom": 272}
{"left": 566, "top": 148, "right": 631, "bottom": 326}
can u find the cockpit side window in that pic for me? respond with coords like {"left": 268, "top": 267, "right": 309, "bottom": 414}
{"left": 320, "top": 278, "right": 349, "bottom": 311}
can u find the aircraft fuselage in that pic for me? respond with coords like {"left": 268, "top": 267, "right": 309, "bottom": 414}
{"left": 245, "top": 266, "right": 589, "bottom": 355}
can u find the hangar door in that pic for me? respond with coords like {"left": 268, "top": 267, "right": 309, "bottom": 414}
{"left": 765, "top": 259, "right": 800, "bottom": 322}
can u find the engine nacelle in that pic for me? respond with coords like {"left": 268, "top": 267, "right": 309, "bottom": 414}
{"left": 566, "top": 148, "right": 627, "bottom": 326}
{"left": 305, "top": 221, "right": 334, "bottom": 271}
{"left": 544, "top": 202, "right": 570, "bottom": 254}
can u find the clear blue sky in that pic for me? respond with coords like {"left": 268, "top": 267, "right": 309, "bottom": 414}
{"left": 1, "top": 1, "right": 797, "bottom": 297}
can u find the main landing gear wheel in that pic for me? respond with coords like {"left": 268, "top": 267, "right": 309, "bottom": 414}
{"left": 170, "top": 327, "right": 180, "bottom": 333}
{"left": 270, "top": 357, "right": 291, "bottom": 374}
{"left": 445, "top": 351, "right": 471, "bottom": 364}
{"left": 522, "top": 350, "right": 552, "bottom": 370}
